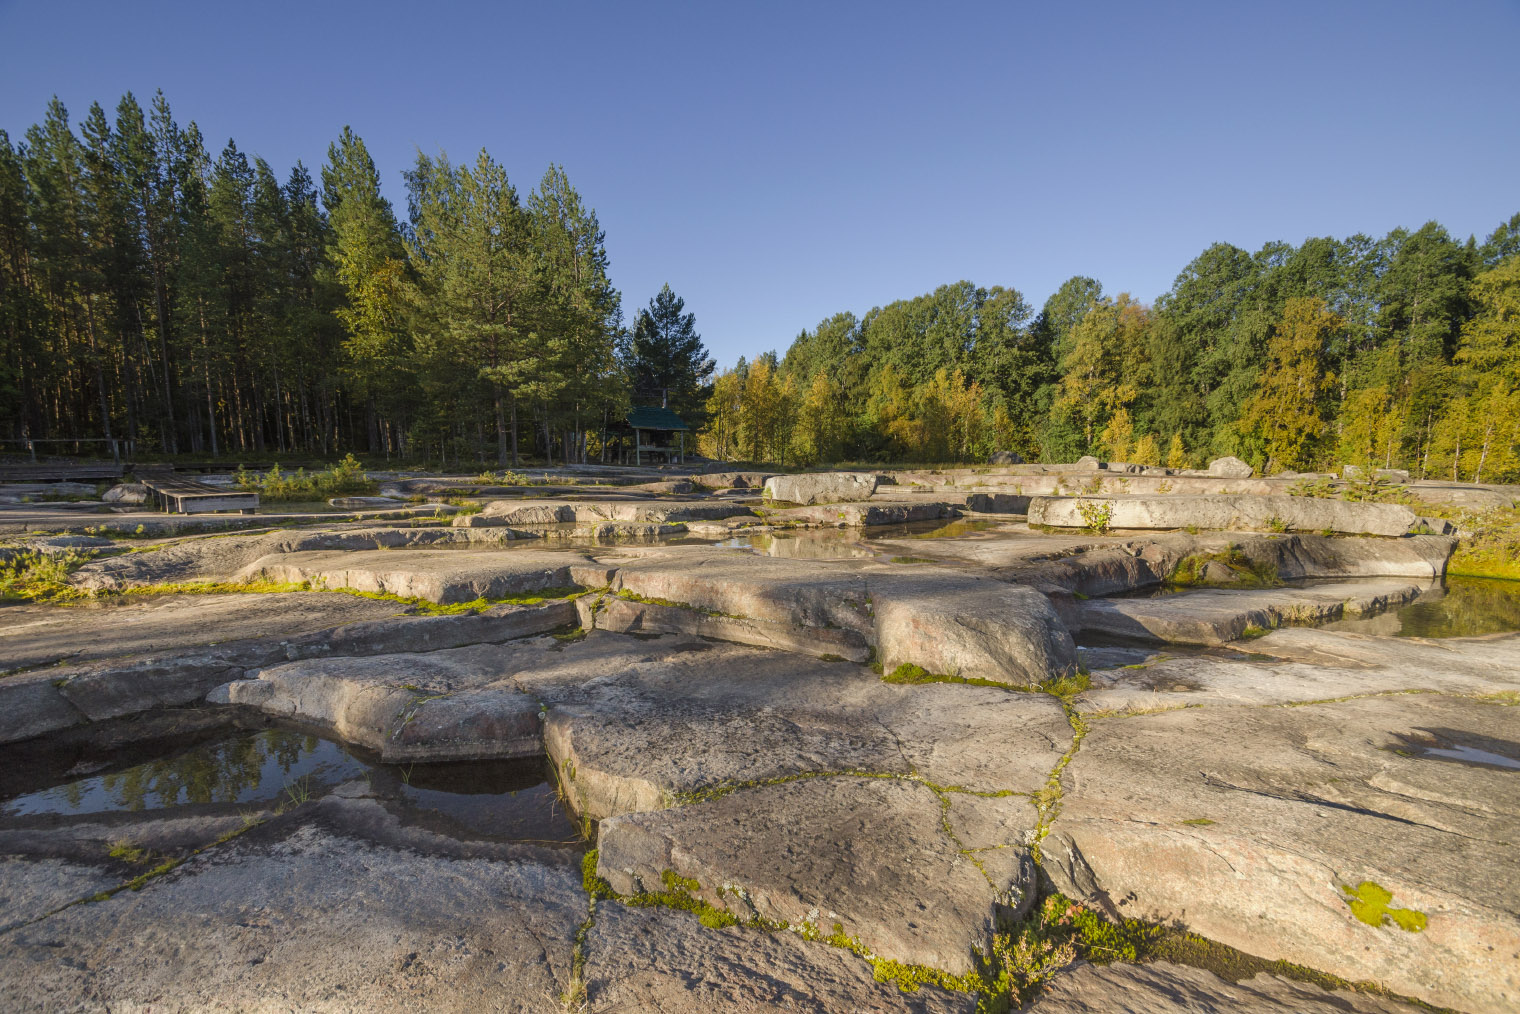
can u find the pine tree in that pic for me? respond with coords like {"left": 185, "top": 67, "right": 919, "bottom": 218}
{"left": 629, "top": 284, "right": 713, "bottom": 418}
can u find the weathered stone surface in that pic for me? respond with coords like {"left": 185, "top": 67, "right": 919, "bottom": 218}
{"left": 101, "top": 482, "right": 147, "bottom": 503}
{"left": 776, "top": 500, "right": 959, "bottom": 526}
{"left": 873, "top": 570, "right": 1078, "bottom": 685}
{"left": 1044, "top": 693, "right": 1520, "bottom": 1013}
{"left": 0, "top": 856, "right": 119, "bottom": 933}
{"left": 458, "top": 498, "right": 752, "bottom": 528}
{"left": 763, "top": 471, "right": 880, "bottom": 505}
{"left": 1030, "top": 494, "right": 1422, "bottom": 536}
{"left": 68, "top": 525, "right": 507, "bottom": 589}
{"left": 688, "top": 470, "right": 776, "bottom": 489}
{"left": 0, "top": 600, "right": 575, "bottom": 744}
{"left": 0, "top": 671, "right": 85, "bottom": 742}
{"left": 966, "top": 492, "right": 1031, "bottom": 513}
{"left": 597, "top": 776, "right": 1029, "bottom": 976}
{"left": 533, "top": 635, "right": 1070, "bottom": 818}
{"left": 240, "top": 548, "right": 600, "bottom": 603}
{"left": 1206, "top": 455, "right": 1254, "bottom": 478}
{"left": 989, "top": 450, "right": 1023, "bottom": 465}
{"left": 1080, "top": 628, "right": 1520, "bottom": 711}
{"left": 592, "top": 594, "right": 872, "bottom": 661}
{"left": 216, "top": 643, "right": 544, "bottom": 761}
{"left": 585, "top": 904, "right": 976, "bottom": 1013}
{"left": 1025, "top": 961, "right": 1429, "bottom": 1013}
{"left": 0, "top": 591, "right": 407, "bottom": 673}
{"left": 328, "top": 495, "right": 401, "bottom": 508}
{"left": 609, "top": 547, "right": 875, "bottom": 636}
{"left": 0, "top": 815, "right": 582, "bottom": 1014}
{"left": 1075, "top": 456, "right": 1102, "bottom": 469}
{"left": 1071, "top": 579, "right": 1429, "bottom": 645}
{"left": 635, "top": 479, "right": 694, "bottom": 493}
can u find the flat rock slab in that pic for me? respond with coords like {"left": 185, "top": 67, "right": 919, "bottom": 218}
{"left": 1073, "top": 579, "right": 1427, "bottom": 645}
{"left": 458, "top": 498, "right": 752, "bottom": 528}
{"left": 69, "top": 524, "right": 511, "bottom": 589}
{"left": 241, "top": 548, "right": 606, "bottom": 603}
{"left": 776, "top": 501, "right": 959, "bottom": 526}
{"left": 0, "top": 820, "right": 582, "bottom": 1013}
{"left": 1080, "top": 629, "right": 1520, "bottom": 711}
{"left": 216, "top": 641, "right": 548, "bottom": 761}
{"left": 586, "top": 903, "right": 975, "bottom": 1013}
{"left": 592, "top": 594, "right": 872, "bottom": 660}
{"left": 597, "top": 776, "right": 1028, "bottom": 976}
{"left": 1025, "top": 961, "right": 1429, "bottom": 1013}
{"left": 608, "top": 546, "right": 875, "bottom": 634}
{"left": 533, "top": 635, "right": 1070, "bottom": 817}
{"left": 0, "top": 591, "right": 406, "bottom": 673}
{"left": 1029, "top": 495, "right": 1421, "bottom": 537}
{"left": 1043, "top": 693, "right": 1520, "bottom": 1013}
{"left": 764, "top": 472, "right": 880, "bottom": 504}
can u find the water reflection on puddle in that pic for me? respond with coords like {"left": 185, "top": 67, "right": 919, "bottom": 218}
{"left": 3, "top": 730, "right": 362, "bottom": 816}
{"left": 1421, "top": 744, "right": 1520, "bottom": 771}
{"left": 1, "top": 728, "right": 583, "bottom": 847}
{"left": 1325, "top": 577, "right": 1520, "bottom": 638}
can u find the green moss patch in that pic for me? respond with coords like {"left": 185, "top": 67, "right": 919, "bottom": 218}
{"left": 1341, "top": 880, "right": 1427, "bottom": 932}
{"left": 1169, "top": 545, "right": 1280, "bottom": 589}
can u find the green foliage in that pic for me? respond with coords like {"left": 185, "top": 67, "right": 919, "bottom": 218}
{"left": 882, "top": 663, "right": 1010, "bottom": 690}
{"left": 0, "top": 549, "right": 92, "bottom": 603}
{"left": 233, "top": 453, "right": 375, "bottom": 501}
{"left": 1074, "top": 499, "right": 1113, "bottom": 535}
{"left": 1445, "top": 507, "right": 1520, "bottom": 580}
{"left": 1170, "top": 546, "right": 1280, "bottom": 588}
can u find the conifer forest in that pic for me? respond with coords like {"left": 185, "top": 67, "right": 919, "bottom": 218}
{"left": 3, "top": 91, "right": 1518, "bottom": 480}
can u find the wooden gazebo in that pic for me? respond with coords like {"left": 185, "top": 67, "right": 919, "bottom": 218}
{"left": 623, "top": 406, "right": 691, "bottom": 465}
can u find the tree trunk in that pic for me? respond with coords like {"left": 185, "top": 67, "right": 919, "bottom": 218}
{"left": 493, "top": 385, "right": 509, "bottom": 467}
{"left": 509, "top": 397, "right": 520, "bottom": 468}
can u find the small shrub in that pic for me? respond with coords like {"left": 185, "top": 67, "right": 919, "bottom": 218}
{"left": 1265, "top": 515, "right": 1289, "bottom": 533}
{"left": 1075, "top": 499, "right": 1113, "bottom": 535}
{"left": 235, "top": 453, "right": 377, "bottom": 502}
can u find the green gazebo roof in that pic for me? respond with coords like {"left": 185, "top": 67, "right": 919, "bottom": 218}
{"left": 626, "top": 406, "right": 690, "bottom": 431}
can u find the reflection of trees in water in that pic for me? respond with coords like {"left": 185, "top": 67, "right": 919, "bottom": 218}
{"left": 1409, "top": 578, "right": 1520, "bottom": 638}
{"left": 100, "top": 731, "right": 317, "bottom": 811}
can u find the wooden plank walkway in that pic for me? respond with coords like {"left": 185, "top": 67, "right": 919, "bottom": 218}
{"left": 140, "top": 477, "right": 260, "bottom": 515}
{"left": 0, "top": 463, "right": 123, "bottom": 482}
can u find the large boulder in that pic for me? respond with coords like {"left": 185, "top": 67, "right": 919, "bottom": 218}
{"left": 1074, "top": 455, "right": 1103, "bottom": 470}
{"left": 1206, "top": 455, "right": 1253, "bottom": 478}
{"left": 989, "top": 450, "right": 1023, "bottom": 465}
{"left": 102, "top": 482, "right": 147, "bottom": 504}
{"left": 763, "top": 472, "right": 880, "bottom": 505}
{"left": 872, "top": 571, "right": 1078, "bottom": 686}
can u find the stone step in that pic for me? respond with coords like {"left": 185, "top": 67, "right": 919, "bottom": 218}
{"left": 1072, "top": 580, "right": 1428, "bottom": 645}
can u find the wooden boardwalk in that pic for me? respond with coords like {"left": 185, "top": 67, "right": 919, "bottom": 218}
{"left": 140, "top": 476, "right": 259, "bottom": 514}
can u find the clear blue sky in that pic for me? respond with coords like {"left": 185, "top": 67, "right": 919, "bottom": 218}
{"left": 3, "top": 0, "right": 1516, "bottom": 368}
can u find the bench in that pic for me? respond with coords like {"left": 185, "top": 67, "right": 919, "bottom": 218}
{"left": 140, "top": 477, "right": 260, "bottom": 515}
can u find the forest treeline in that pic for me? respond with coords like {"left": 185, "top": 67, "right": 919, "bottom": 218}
{"left": 7, "top": 92, "right": 1518, "bottom": 480}
{"left": 0, "top": 92, "right": 714, "bottom": 465}
{"left": 703, "top": 216, "right": 1520, "bottom": 481}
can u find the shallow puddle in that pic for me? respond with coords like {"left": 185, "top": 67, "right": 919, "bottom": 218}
{"left": 1421, "top": 743, "right": 1520, "bottom": 771}
{"left": 1, "top": 725, "right": 583, "bottom": 847}
{"left": 1324, "top": 576, "right": 1520, "bottom": 638}
{"left": 2, "top": 729, "right": 362, "bottom": 816}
